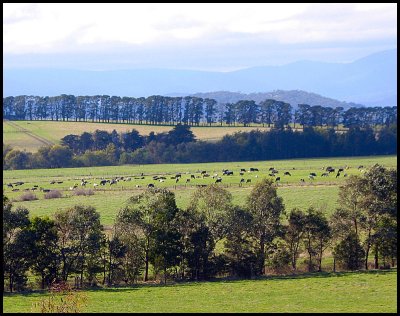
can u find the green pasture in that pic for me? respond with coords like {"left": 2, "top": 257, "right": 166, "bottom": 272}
{"left": 3, "top": 120, "right": 272, "bottom": 152}
{"left": 3, "top": 270, "right": 397, "bottom": 313}
{"left": 3, "top": 155, "right": 396, "bottom": 226}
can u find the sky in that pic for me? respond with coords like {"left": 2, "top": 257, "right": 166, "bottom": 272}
{"left": 3, "top": 3, "right": 397, "bottom": 71}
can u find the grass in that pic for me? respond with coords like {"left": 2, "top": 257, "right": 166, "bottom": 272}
{"left": 3, "top": 155, "right": 396, "bottom": 226}
{"left": 3, "top": 120, "right": 273, "bottom": 152}
{"left": 3, "top": 270, "right": 397, "bottom": 313}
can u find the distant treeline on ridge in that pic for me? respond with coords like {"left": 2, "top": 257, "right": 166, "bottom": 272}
{"left": 3, "top": 94, "right": 397, "bottom": 128}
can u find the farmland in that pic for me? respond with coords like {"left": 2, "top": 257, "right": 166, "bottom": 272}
{"left": 3, "top": 155, "right": 396, "bottom": 226}
{"left": 3, "top": 270, "right": 397, "bottom": 313}
{"left": 3, "top": 120, "right": 273, "bottom": 152}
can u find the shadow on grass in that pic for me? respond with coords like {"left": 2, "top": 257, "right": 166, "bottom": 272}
{"left": 3, "top": 268, "right": 396, "bottom": 295}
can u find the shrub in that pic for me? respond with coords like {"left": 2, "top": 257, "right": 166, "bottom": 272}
{"left": 74, "top": 189, "right": 94, "bottom": 196}
{"left": 32, "top": 281, "right": 88, "bottom": 313}
{"left": 334, "top": 232, "right": 365, "bottom": 271}
{"left": 19, "top": 192, "right": 38, "bottom": 201}
{"left": 44, "top": 190, "right": 63, "bottom": 199}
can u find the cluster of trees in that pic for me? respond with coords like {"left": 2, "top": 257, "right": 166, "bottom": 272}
{"left": 3, "top": 94, "right": 397, "bottom": 128}
{"left": 3, "top": 124, "right": 396, "bottom": 170}
{"left": 3, "top": 165, "right": 397, "bottom": 292}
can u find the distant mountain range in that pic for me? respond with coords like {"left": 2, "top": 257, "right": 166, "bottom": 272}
{"left": 186, "top": 90, "right": 364, "bottom": 110}
{"left": 3, "top": 49, "right": 396, "bottom": 107}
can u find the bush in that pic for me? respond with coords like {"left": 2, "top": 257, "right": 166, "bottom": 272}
{"left": 74, "top": 189, "right": 94, "bottom": 196}
{"left": 19, "top": 192, "right": 38, "bottom": 201}
{"left": 44, "top": 190, "right": 63, "bottom": 199}
{"left": 334, "top": 232, "right": 365, "bottom": 271}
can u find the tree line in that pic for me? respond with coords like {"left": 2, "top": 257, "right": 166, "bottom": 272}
{"left": 3, "top": 164, "right": 397, "bottom": 292}
{"left": 3, "top": 94, "right": 397, "bottom": 128}
{"left": 3, "top": 124, "right": 397, "bottom": 170}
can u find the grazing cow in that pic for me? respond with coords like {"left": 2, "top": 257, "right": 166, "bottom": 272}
{"left": 358, "top": 165, "right": 364, "bottom": 169}
{"left": 328, "top": 168, "right": 335, "bottom": 173}
{"left": 50, "top": 180, "right": 56, "bottom": 184}
{"left": 191, "top": 174, "right": 195, "bottom": 179}
{"left": 100, "top": 179, "right": 107, "bottom": 185}
{"left": 249, "top": 168, "right": 259, "bottom": 172}
{"left": 24, "top": 188, "right": 30, "bottom": 191}
{"left": 15, "top": 182, "right": 24, "bottom": 186}
{"left": 308, "top": 175, "right": 315, "bottom": 180}
{"left": 81, "top": 181, "right": 86, "bottom": 186}
{"left": 268, "top": 173, "right": 275, "bottom": 177}
{"left": 186, "top": 179, "right": 190, "bottom": 183}
{"left": 269, "top": 167, "right": 275, "bottom": 171}
{"left": 271, "top": 169, "right": 279, "bottom": 174}
{"left": 33, "top": 185, "right": 38, "bottom": 188}
{"left": 57, "top": 181, "right": 63, "bottom": 184}
{"left": 201, "top": 171, "right": 207, "bottom": 175}
{"left": 310, "top": 172, "right": 317, "bottom": 177}
{"left": 12, "top": 189, "right": 20, "bottom": 192}
{"left": 215, "top": 178, "right": 222, "bottom": 183}
{"left": 176, "top": 174, "right": 182, "bottom": 179}
{"left": 240, "top": 178, "right": 245, "bottom": 183}
{"left": 284, "top": 171, "right": 291, "bottom": 176}
{"left": 42, "top": 189, "right": 51, "bottom": 193}
{"left": 202, "top": 173, "right": 210, "bottom": 178}
{"left": 275, "top": 177, "right": 281, "bottom": 182}
{"left": 7, "top": 183, "right": 13, "bottom": 188}
{"left": 110, "top": 179, "right": 117, "bottom": 185}
{"left": 240, "top": 168, "right": 246, "bottom": 172}
{"left": 176, "top": 178, "right": 179, "bottom": 183}
{"left": 31, "top": 187, "right": 37, "bottom": 191}
{"left": 338, "top": 168, "right": 344, "bottom": 173}
{"left": 147, "top": 183, "right": 155, "bottom": 188}
{"left": 125, "top": 177, "right": 131, "bottom": 181}
{"left": 336, "top": 172, "right": 341, "bottom": 178}
{"left": 239, "top": 172, "right": 244, "bottom": 176}
{"left": 321, "top": 173, "right": 329, "bottom": 177}
{"left": 246, "top": 179, "right": 251, "bottom": 183}
{"left": 225, "top": 171, "right": 233, "bottom": 176}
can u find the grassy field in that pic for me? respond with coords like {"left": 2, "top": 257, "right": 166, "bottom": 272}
{"left": 3, "top": 155, "right": 396, "bottom": 226}
{"left": 3, "top": 270, "right": 397, "bottom": 313}
{"left": 3, "top": 120, "right": 273, "bottom": 152}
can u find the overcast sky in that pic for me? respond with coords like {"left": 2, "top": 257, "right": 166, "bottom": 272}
{"left": 3, "top": 3, "right": 397, "bottom": 71}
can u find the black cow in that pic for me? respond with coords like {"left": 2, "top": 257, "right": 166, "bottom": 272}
{"left": 240, "top": 178, "right": 245, "bottom": 183}
{"left": 147, "top": 183, "right": 155, "bottom": 188}
{"left": 246, "top": 179, "right": 251, "bottom": 183}
{"left": 335, "top": 172, "right": 341, "bottom": 178}
{"left": 310, "top": 172, "right": 317, "bottom": 177}
{"left": 250, "top": 168, "right": 259, "bottom": 172}
{"left": 275, "top": 177, "right": 281, "bottom": 182}
{"left": 7, "top": 183, "right": 13, "bottom": 188}
{"left": 240, "top": 168, "right": 246, "bottom": 172}
{"left": 186, "top": 179, "right": 190, "bottom": 183}
{"left": 191, "top": 174, "right": 195, "bottom": 179}
{"left": 215, "top": 178, "right": 222, "bottom": 183}
{"left": 321, "top": 173, "right": 329, "bottom": 177}
{"left": 284, "top": 171, "right": 291, "bottom": 176}
{"left": 100, "top": 179, "right": 107, "bottom": 185}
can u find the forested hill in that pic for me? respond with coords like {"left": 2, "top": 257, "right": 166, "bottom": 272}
{"left": 187, "top": 90, "right": 364, "bottom": 110}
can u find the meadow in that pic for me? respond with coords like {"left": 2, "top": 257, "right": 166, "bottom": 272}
{"left": 3, "top": 120, "right": 272, "bottom": 152}
{"left": 3, "top": 270, "right": 397, "bottom": 313}
{"left": 3, "top": 155, "right": 396, "bottom": 227}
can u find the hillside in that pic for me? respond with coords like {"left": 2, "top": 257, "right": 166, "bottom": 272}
{"left": 3, "top": 49, "right": 396, "bottom": 107}
{"left": 189, "top": 90, "right": 364, "bottom": 109}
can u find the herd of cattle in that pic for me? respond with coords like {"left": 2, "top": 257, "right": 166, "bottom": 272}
{"left": 4, "top": 165, "right": 368, "bottom": 195}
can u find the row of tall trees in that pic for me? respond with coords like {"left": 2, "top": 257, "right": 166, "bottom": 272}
{"left": 3, "top": 124, "right": 397, "bottom": 170}
{"left": 4, "top": 165, "right": 397, "bottom": 292}
{"left": 3, "top": 94, "right": 397, "bottom": 128}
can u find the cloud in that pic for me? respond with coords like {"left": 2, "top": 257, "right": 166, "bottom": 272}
{"left": 3, "top": 3, "right": 397, "bottom": 70}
